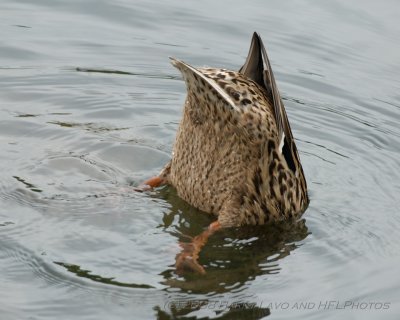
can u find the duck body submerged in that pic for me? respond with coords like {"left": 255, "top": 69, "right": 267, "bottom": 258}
{"left": 157, "top": 33, "right": 309, "bottom": 228}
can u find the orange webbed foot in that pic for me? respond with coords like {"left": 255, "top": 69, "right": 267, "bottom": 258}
{"left": 134, "top": 176, "right": 165, "bottom": 192}
{"left": 175, "top": 221, "right": 221, "bottom": 275}
{"left": 175, "top": 243, "right": 206, "bottom": 275}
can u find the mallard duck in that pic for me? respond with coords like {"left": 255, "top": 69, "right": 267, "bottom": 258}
{"left": 142, "top": 32, "right": 309, "bottom": 274}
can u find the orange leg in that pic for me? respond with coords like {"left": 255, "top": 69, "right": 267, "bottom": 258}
{"left": 135, "top": 176, "right": 165, "bottom": 192}
{"left": 175, "top": 221, "right": 221, "bottom": 275}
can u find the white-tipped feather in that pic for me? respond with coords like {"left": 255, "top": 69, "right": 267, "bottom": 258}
{"left": 170, "top": 57, "right": 240, "bottom": 112}
{"left": 278, "top": 133, "right": 285, "bottom": 153}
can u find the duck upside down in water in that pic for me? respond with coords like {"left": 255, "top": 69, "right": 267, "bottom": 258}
{"left": 142, "top": 32, "right": 309, "bottom": 274}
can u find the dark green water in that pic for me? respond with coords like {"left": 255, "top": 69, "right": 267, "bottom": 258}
{"left": 1, "top": 0, "right": 399, "bottom": 319}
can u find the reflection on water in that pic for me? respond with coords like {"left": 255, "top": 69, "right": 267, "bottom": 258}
{"left": 49, "top": 185, "right": 308, "bottom": 294}
{"left": 75, "top": 67, "right": 181, "bottom": 80}
{"left": 1, "top": 0, "right": 400, "bottom": 319}
{"left": 158, "top": 187, "right": 309, "bottom": 293}
{"left": 154, "top": 302, "right": 270, "bottom": 320}
{"left": 54, "top": 261, "right": 155, "bottom": 289}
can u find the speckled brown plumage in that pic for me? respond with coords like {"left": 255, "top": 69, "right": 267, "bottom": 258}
{"left": 159, "top": 33, "right": 309, "bottom": 228}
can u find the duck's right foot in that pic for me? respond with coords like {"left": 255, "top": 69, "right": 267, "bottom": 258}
{"left": 134, "top": 176, "right": 165, "bottom": 192}
{"left": 175, "top": 243, "right": 206, "bottom": 275}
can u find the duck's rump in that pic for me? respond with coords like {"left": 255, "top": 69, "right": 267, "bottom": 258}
{"left": 169, "top": 104, "right": 260, "bottom": 216}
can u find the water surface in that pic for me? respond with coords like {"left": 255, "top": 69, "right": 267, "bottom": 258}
{"left": 1, "top": 0, "right": 399, "bottom": 319}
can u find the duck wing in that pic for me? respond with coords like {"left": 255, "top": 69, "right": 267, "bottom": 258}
{"left": 239, "top": 32, "right": 301, "bottom": 176}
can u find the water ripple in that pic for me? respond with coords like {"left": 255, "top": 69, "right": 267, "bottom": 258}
{"left": 1, "top": 0, "right": 400, "bottom": 319}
